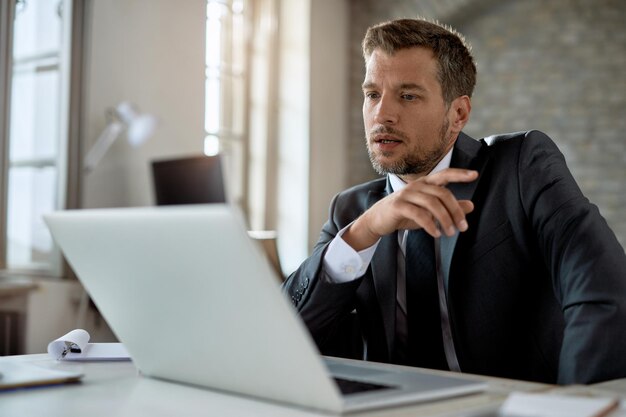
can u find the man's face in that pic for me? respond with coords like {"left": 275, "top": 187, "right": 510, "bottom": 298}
{"left": 362, "top": 47, "right": 459, "bottom": 181}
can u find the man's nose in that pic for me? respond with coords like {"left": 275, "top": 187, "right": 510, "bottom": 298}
{"left": 374, "top": 95, "right": 398, "bottom": 125}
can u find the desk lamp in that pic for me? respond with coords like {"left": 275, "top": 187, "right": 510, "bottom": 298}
{"left": 83, "top": 102, "right": 157, "bottom": 172}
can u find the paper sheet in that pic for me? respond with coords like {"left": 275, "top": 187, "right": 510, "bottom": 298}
{"left": 47, "top": 329, "right": 130, "bottom": 361}
{"left": 500, "top": 391, "right": 619, "bottom": 417}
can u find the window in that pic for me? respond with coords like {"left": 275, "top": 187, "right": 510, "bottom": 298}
{"left": 205, "top": 0, "right": 248, "bottom": 209}
{"left": 0, "top": 0, "right": 74, "bottom": 276}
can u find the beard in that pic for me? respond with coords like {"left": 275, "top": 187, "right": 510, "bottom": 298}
{"left": 366, "top": 119, "right": 451, "bottom": 177}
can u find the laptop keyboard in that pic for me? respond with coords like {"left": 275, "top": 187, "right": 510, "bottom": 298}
{"left": 333, "top": 377, "right": 395, "bottom": 395}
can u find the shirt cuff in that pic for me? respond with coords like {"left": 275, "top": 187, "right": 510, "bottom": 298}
{"left": 322, "top": 224, "right": 380, "bottom": 283}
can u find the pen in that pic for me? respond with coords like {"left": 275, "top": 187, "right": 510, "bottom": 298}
{"left": 59, "top": 342, "right": 81, "bottom": 359}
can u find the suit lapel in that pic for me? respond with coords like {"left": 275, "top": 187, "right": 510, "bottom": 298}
{"left": 439, "top": 133, "right": 489, "bottom": 293}
{"left": 368, "top": 179, "right": 398, "bottom": 357}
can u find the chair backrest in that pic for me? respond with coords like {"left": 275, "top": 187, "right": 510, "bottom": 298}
{"left": 248, "top": 231, "right": 284, "bottom": 282}
{"left": 151, "top": 155, "right": 226, "bottom": 205}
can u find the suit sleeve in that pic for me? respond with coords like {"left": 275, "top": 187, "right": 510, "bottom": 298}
{"left": 519, "top": 130, "right": 626, "bottom": 384}
{"left": 282, "top": 192, "right": 363, "bottom": 347}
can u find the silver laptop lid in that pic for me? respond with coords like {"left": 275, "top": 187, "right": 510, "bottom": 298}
{"left": 45, "top": 205, "right": 344, "bottom": 413}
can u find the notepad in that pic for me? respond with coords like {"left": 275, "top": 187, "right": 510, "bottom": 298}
{"left": 48, "top": 329, "right": 131, "bottom": 361}
{"left": 500, "top": 391, "right": 619, "bottom": 417}
{"left": 0, "top": 361, "right": 83, "bottom": 391}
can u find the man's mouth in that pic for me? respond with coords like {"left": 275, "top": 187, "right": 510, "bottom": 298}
{"left": 374, "top": 135, "right": 402, "bottom": 145}
{"left": 373, "top": 135, "right": 402, "bottom": 144}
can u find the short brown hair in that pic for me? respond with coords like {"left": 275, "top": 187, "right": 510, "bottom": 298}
{"left": 362, "top": 18, "right": 477, "bottom": 103}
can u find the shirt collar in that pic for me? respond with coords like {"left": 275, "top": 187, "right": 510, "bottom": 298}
{"left": 388, "top": 147, "right": 453, "bottom": 193}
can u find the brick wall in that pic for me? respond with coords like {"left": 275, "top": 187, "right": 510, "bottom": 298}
{"left": 347, "top": 0, "right": 626, "bottom": 246}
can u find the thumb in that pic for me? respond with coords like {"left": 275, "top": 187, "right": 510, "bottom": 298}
{"left": 459, "top": 200, "right": 474, "bottom": 214}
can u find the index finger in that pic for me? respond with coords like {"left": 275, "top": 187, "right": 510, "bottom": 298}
{"left": 423, "top": 168, "right": 478, "bottom": 187}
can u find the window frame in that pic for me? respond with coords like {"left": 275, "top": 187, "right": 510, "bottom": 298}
{"left": 0, "top": 0, "right": 84, "bottom": 278}
{"left": 0, "top": 0, "right": 16, "bottom": 271}
{"left": 205, "top": 0, "right": 250, "bottom": 214}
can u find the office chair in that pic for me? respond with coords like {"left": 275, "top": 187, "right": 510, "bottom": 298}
{"left": 248, "top": 231, "right": 284, "bottom": 282}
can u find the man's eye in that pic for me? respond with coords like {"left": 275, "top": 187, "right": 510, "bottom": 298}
{"left": 402, "top": 94, "right": 418, "bottom": 101}
{"left": 364, "top": 92, "right": 380, "bottom": 99}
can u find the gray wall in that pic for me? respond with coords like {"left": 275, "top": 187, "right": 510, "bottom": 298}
{"left": 347, "top": 0, "right": 626, "bottom": 246}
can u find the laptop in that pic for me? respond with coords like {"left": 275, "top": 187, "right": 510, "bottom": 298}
{"left": 44, "top": 204, "right": 487, "bottom": 414}
{"left": 151, "top": 155, "right": 226, "bottom": 205}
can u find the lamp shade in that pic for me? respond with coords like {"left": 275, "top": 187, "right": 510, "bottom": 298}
{"left": 115, "top": 102, "right": 158, "bottom": 147}
{"left": 83, "top": 102, "right": 157, "bottom": 173}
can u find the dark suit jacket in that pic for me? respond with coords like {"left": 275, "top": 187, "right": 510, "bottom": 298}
{"left": 283, "top": 130, "right": 626, "bottom": 384}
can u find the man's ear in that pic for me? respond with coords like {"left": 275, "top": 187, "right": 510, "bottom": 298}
{"left": 449, "top": 95, "right": 471, "bottom": 132}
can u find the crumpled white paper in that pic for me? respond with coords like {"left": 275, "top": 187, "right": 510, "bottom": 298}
{"left": 47, "top": 329, "right": 90, "bottom": 360}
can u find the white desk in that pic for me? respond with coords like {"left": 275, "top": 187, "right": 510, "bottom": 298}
{"left": 0, "top": 354, "right": 623, "bottom": 417}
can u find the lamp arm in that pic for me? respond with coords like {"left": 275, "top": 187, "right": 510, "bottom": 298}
{"left": 83, "top": 121, "right": 124, "bottom": 173}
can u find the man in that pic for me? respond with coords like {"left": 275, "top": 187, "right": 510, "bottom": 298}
{"left": 283, "top": 18, "right": 626, "bottom": 385}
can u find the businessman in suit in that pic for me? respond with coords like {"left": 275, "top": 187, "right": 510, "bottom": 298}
{"left": 283, "top": 18, "right": 626, "bottom": 384}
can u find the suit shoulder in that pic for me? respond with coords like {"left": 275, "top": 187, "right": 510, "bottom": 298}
{"left": 481, "top": 130, "right": 562, "bottom": 159}
{"left": 482, "top": 130, "right": 555, "bottom": 148}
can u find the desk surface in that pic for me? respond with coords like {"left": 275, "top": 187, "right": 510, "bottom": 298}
{"left": 0, "top": 354, "right": 624, "bottom": 417}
